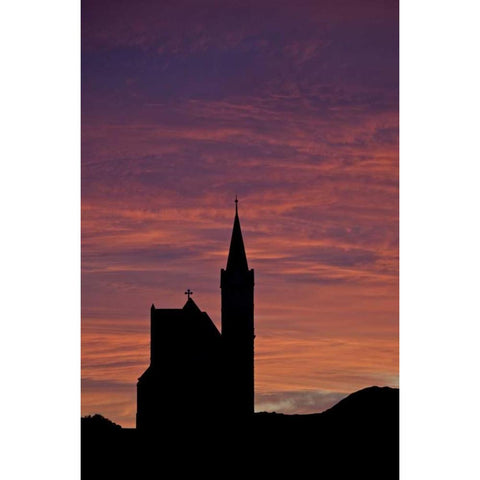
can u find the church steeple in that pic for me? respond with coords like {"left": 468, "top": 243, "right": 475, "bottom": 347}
{"left": 226, "top": 197, "right": 249, "bottom": 271}
{"left": 220, "top": 196, "right": 255, "bottom": 416}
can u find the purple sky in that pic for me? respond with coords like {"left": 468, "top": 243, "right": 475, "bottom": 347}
{"left": 82, "top": 0, "right": 398, "bottom": 427}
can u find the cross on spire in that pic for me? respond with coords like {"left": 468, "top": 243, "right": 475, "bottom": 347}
{"left": 235, "top": 195, "right": 238, "bottom": 214}
{"left": 185, "top": 289, "right": 193, "bottom": 299}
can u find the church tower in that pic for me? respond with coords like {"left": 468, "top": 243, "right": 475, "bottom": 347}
{"left": 221, "top": 198, "right": 255, "bottom": 416}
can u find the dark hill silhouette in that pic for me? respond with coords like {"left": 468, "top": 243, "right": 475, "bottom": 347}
{"left": 81, "top": 414, "right": 122, "bottom": 433}
{"left": 82, "top": 386, "right": 398, "bottom": 479}
{"left": 250, "top": 386, "right": 398, "bottom": 478}
{"left": 322, "top": 385, "right": 398, "bottom": 420}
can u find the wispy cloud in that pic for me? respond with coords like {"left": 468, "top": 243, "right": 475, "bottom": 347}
{"left": 256, "top": 390, "right": 348, "bottom": 414}
{"left": 81, "top": 0, "right": 398, "bottom": 427}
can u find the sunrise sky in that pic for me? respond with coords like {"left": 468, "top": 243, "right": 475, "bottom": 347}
{"left": 81, "top": 0, "right": 398, "bottom": 427}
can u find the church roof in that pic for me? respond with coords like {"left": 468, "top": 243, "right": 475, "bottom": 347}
{"left": 183, "top": 297, "right": 201, "bottom": 313}
{"left": 151, "top": 298, "right": 220, "bottom": 339}
{"left": 226, "top": 199, "right": 249, "bottom": 271}
{"left": 183, "top": 298, "right": 221, "bottom": 338}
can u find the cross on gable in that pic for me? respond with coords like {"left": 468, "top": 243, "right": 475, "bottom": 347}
{"left": 185, "top": 289, "right": 193, "bottom": 299}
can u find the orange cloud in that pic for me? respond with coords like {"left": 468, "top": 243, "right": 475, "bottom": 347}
{"left": 82, "top": 0, "right": 398, "bottom": 426}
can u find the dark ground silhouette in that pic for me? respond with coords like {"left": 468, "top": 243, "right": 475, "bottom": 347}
{"left": 82, "top": 385, "right": 399, "bottom": 479}
{"left": 83, "top": 204, "right": 398, "bottom": 478}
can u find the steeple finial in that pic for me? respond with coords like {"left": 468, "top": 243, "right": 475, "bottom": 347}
{"left": 235, "top": 195, "right": 238, "bottom": 215}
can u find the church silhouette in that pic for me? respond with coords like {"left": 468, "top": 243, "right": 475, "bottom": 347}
{"left": 136, "top": 198, "right": 254, "bottom": 429}
{"left": 82, "top": 199, "right": 399, "bottom": 479}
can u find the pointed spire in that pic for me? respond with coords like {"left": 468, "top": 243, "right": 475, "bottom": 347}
{"left": 226, "top": 196, "right": 249, "bottom": 271}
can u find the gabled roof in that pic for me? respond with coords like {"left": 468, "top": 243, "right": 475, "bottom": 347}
{"left": 151, "top": 298, "right": 221, "bottom": 339}
{"left": 183, "top": 297, "right": 221, "bottom": 338}
{"left": 183, "top": 297, "right": 201, "bottom": 314}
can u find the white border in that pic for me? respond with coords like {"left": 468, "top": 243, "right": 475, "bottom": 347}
{"left": 401, "top": 1, "right": 480, "bottom": 478}
{"left": 0, "top": 1, "right": 80, "bottom": 478}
